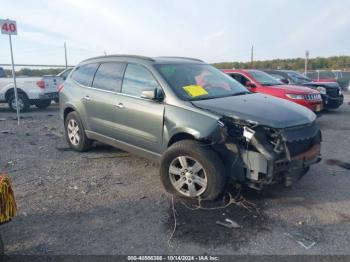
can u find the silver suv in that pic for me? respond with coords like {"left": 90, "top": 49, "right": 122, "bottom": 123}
{"left": 60, "top": 55, "right": 322, "bottom": 200}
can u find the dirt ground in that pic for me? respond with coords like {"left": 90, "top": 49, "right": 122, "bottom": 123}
{"left": 0, "top": 94, "right": 349, "bottom": 255}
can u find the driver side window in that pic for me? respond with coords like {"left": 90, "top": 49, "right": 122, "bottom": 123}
{"left": 122, "top": 64, "right": 160, "bottom": 97}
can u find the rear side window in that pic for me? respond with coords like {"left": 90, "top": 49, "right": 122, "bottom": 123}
{"left": 92, "top": 62, "right": 125, "bottom": 92}
{"left": 122, "top": 64, "right": 159, "bottom": 97}
{"left": 71, "top": 63, "right": 99, "bottom": 86}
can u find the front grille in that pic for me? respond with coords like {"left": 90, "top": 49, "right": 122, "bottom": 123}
{"left": 326, "top": 88, "right": 340, "bottom": 98}
{"left": 304, "top": 94, "right": 321, "bottom": 100}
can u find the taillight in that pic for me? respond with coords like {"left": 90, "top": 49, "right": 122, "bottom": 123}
{"left": 36, "top": 80, "right": 45, "bottom": 89}
{"left": 58, "top": 84, "right": 64, "bottom": 92}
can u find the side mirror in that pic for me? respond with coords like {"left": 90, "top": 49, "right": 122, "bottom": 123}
{"left": 141, "top": 88, "right": 164, "bottom": 101}
{"left": 245, "top": 81, "right": 256, "bottom": 88}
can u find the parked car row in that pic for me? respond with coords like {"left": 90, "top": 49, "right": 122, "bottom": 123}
{"left": 59, "top": 55, "right": 322, "bottom": 200}
{"left": 0, "top": 65, "right": 345, "bottom": 114}
{"left": 305, "top": 69, "right": 350, "bottom": 90}
{"left": 222, "top": 69, "right": 343, "bottom": 112}
{"left": 0, "top": 67, "right": 72, "bottom": 112}
{"left": 262, "top": 70, "right": 344, "bottom": 109}
{"left": 224, "top": 69, "right": 324, "bottom": 113}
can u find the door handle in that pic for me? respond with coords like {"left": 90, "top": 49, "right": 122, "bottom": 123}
{"left": 83, "top": 95, "right": 91, "bottom": 101}
{"left": 115, "top": 103, "right": 125, "bottom": 109}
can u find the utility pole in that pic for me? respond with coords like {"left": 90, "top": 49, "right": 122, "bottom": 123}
{"left": 9, "top": 32, "right": 20, "bottom": 125}
{"left": 64, "top": 42, "right": 68, "bottom": 69}
{"left": 250, "top": 45, "right": 254, "bottom": 68}
{"left": 305, "top": 50, "right": 309, "bottom": 75}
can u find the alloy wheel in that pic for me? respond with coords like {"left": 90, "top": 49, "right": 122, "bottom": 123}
{"left": 169, "top": 156, "right": 208, "bottom": 197}
{"left": 67, "top": 119, "right": 80, "bottom": 146}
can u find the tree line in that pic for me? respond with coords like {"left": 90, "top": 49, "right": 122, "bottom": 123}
{"left": 3, "top": 68, "right": 63, "bottom": 77}
{"left": 212, "top": 56, "right": 350, "bottom": 71}
{"left": 2, "top": 55, "right": 350, "bottom": 77}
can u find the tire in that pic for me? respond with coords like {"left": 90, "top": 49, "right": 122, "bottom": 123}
{"left": 160, "top": 140, "right": 226, "bottom": 200}
{"left": 35, "top": 100, "right": 51, "bottom": 109}
{"left": 64, "top": 111, "right": 91, "bottom": 152}
{"left": 8, "top": 93, "right": 30, "bottom": 113}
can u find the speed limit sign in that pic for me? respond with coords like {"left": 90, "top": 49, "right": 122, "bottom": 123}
{"left": 0, "top": 19, "right": 17, "bottom": 35}
{"left": 1, "top": 18, "right": 20, "bottom": 124}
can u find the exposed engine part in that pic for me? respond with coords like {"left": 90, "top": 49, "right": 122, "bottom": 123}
{"left": 243, "top": 126, "right": 255, "bottom": 142}
{"left": 241, "top": 150, "right": 268, "bottom": 181}
{"left": 217, "top": 117, "right": 321, "bottom": 190}
{"left": 250, "top": 128, "right": 277, "bottom": 161}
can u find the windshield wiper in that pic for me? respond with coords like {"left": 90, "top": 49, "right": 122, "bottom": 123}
{"left": 231, "top": 91, "right": 250, "bottom": 96}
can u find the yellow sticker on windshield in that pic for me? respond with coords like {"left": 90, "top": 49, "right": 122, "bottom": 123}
{"left": 183, "top": 85, "right": 208, "bottom": 97}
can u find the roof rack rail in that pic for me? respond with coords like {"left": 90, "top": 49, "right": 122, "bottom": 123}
{"left": 83, "top": 54, "right": 155, "bottom": 62}
{"left": 157, "top": 56, "right": 204, "bottom": 62}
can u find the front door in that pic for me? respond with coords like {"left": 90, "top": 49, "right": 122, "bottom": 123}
{"left": 116, "top": 63, "right": 165, "bottom": 154}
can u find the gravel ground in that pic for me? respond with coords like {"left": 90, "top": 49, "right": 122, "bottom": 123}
{"left": 0, "top": 94, "right": 349, "bottom": 255}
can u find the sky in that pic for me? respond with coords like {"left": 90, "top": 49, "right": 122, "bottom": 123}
{"left": 0, "top": 0, "right": 350, "bottom": 67}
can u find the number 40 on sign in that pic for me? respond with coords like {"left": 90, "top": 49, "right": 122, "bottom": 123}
{"left": 0, "top": 19, "right": 17, "bottom": 35}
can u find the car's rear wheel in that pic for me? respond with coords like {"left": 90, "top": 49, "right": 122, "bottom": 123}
{"left": 65, "top": 111, "right": 91, "bottom": 152}
{"left": 160, "top": 140, "right": 226, "bottom": 200}
{"left": 8, "top": 93, "right": 30, "bottom": 113}
{"left": 35, "top": 100, "right": 51, "bottom": 109}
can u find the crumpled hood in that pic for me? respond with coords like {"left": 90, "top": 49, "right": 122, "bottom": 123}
{"left": 192, "top": 93, "right": 316, "bottom": 129}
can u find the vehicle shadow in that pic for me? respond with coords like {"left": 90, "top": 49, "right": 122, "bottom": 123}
{"left": 0, "top": 105, "right": 59, "bottom": 115}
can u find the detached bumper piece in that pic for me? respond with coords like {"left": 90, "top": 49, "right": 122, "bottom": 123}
{"left": 240, "top": 122, "right": 322, "bottom": 189}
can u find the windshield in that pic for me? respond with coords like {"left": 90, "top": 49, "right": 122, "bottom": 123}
{"left": 248, "top": 70, "right": 282, "bottom": 86}
{"left": 155, "top": 63, "right": 249, "bottom": 100}
{"left": 319, "top": 71, "right": 336, "bottom": 79}
{"left": 286, "top": 71, "right": 311, "bottom": 84}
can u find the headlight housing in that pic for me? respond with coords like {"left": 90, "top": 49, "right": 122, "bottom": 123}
{"left": 286, "top": 94, "right": 305, "bottom": 100}
{"left": 316, "top": 86, "right": 327, "bottom": 95}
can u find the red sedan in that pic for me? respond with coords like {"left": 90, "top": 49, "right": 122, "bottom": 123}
{"left": 223, "top": 69, "right": 323, "bottom": 112}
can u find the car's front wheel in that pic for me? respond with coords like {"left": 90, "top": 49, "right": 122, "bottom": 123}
{"left": 65, "top": 111, "right": 91, "bottom": 152}
{"left": 160, "top": 140, "right": 226, "bottom": 200}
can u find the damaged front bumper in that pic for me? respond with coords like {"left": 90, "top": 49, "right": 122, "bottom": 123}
{"left": 219, "top": 119, "right": 322, "bottom": 190}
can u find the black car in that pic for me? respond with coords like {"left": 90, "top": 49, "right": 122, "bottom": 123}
{"left": 263, "top": 69, "right": 343, "bottom": 109}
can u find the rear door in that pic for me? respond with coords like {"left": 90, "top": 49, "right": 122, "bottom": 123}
{"left": 70, "top": 63, "right": 100, "bottom": 129}
{"left": 83, "top": 62, "right": 126, "bottom": 138}
{"left": 116, "top": 63, "right": 165, "bottom": 154}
